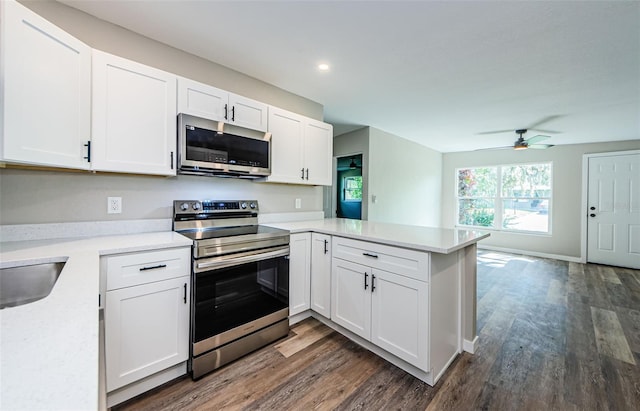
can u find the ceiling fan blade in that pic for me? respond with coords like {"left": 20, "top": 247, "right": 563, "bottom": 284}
{"left": 475, "top": 129, "right": 516, "bottom": 135}
{"left": 528, "top": 144, "right": 554, "bottom": 149}
{"left": 527, "top": 115, "right": 563, "bottom": 129}
{"left": 474, "top": 146, "right": 513, "bottom": 151}
{"left": 525, "top": 135, "right": 550, "bottom": 144}
{"left": 529, "top": 128, "right": 562, "bottom": 134}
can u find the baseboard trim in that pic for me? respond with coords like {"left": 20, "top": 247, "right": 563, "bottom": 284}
{"left": 463, "top": 336, "right": 479, "bottom": 354}
{"left": 478, "top": 245, "right": 582, "bottom": 263}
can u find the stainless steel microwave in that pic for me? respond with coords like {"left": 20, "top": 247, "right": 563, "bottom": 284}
{"left": 177, "top": 113, "right": 271, "bottom": 178}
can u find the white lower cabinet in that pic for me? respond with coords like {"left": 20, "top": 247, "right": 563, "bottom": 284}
{"left": 105, "top": 277, "right": 189, "bottom": 391}
{"left": 331, "top": 257, "right": 429, "bottom": 369}
{"left": 102, "top": 247, "right": 190, "bottom": 405}
{"left": 310, "top": 233, "right": 332, "bottom": 318}
{"left": 289, "top": 233, "right": 311, "bottom": 315}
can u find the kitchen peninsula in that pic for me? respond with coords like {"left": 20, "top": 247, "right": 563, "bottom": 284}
{"left": 265, "top": 218, "right": 489, "bottom": 386}
{"left": 0, "top": 218, "right": 487, "bottom": 409}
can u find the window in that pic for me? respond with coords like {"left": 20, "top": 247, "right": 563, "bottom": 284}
{"left": 456, "top": 163, "right": 551, "bottom": 233}
{"left": 343, "top": 176, "right": 363, "bottom": 202}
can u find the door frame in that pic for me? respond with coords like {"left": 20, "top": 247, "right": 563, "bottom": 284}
{"left": 580, "top": 149, "right": 640, "bottom": 263}
{"left": 331, "top": 152, "right": 365, "bottom": 220}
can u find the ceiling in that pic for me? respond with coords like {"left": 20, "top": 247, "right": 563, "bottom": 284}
{"left": 60, "top": 0, "right": 639, "bottom": 153}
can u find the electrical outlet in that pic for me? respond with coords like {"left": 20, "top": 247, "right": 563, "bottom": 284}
{"left": 108, "top": 197, "right": 122, "bottom": 214}
{"left": 295, "top": 198, "right": 302, "bottom": 209}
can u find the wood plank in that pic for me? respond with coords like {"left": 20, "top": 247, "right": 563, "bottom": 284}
{"left": 546, "top": 278, "right": 567, "bottom": 305}
{"left": 275, "top": 319, "right": 335, "bottom": 358}
{"left": 591, "top": 306, "right": 636, "bottom": 365}
{"left": 599, "top": 265, "right": 622, "bottom": 284}
{"left": 567, "top": 262, "right": 589, "bottom": 296}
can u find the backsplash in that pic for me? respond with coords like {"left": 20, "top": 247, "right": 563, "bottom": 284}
{"left": 0, "top": 168, "right": 323, "bottom": 225}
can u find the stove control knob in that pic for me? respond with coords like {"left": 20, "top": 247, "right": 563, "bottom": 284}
{"left": 180, "top": 202, "right": 190, "bottom": 211}
{"left": 241, "top": 202, "right": 247, "bottom": 209}
{"left": 250, "top": 202, "right": 257, "bottom": 209}
{"left": 192, "top": 202, "right": 201, "bottom": 211}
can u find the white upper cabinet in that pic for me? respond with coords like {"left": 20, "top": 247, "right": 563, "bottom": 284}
{"left": 177, "top": 77, "right": 268, "bottom": 132}
{"left": 266, "top": 107, "right": 305, "bottom": 183}
{"left": 304, "top": 119, "right": 333, "bottom": 185}
{"left": 1, "top": 0, "right": 91, "bottom": 169}
{"left": 92, "top": 50, "right": 177, "bottom": 176}
{"left": 263, "top": 106, "right": 333, "bottom": 186}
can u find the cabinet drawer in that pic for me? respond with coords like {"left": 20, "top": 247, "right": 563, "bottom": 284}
{"left": 332, "top": 237, "right": 429, "bottom": 282}
{"left": 105, "top": 247, "right": 191, "bottom": 290}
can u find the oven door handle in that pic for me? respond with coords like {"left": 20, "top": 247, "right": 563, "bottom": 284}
{"left": 195, "top": 246, "right": 290, "bottom": 272}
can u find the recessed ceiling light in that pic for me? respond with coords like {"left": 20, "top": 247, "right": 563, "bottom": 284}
{"left": 318, "top": 63, "right": 330, "bottom": 71}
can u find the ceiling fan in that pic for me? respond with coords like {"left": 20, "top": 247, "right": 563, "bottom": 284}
{"left": 475, "top": 129, "right": 554, "bottom": 151}
{"left": 511, "top": 129, "right": 554, "bottom": 150}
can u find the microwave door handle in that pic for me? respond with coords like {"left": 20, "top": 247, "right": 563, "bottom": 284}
{"left": 195, "top": 247, "right": 290, "bottom": 272}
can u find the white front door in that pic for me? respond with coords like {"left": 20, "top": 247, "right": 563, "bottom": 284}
{"left": 587, "top": 152, "right": 640, "bottom": 269}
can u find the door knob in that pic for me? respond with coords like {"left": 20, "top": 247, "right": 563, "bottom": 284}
{"left": 590, "top": 206, "right": 596, "bottom": 210}
{"left": 590, "top": 213, "right": 596, "bottom": 217}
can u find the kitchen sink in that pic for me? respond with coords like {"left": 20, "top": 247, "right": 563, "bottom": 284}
{"left": 0, "top": 260, "right": 66, "bottom": 309}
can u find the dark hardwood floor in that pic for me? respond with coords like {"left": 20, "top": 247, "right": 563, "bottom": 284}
{"left": 113, "top": 252, "right": 640, "bottom": 410}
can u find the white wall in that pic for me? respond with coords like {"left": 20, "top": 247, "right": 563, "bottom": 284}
{"left": 441, "top": 139, "right": 640, "bottom": 260}
{"left": 368, "top": 128, "right": 442, "bottom": 227}
{"left": 0, "top": 0, "right": 324, "bottom": 226}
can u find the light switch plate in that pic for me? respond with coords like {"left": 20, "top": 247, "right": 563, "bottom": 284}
{"left": 295, "top": 198, "right": 302, "bottom": 209}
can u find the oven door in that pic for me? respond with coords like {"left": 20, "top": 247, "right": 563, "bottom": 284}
{"left": 192, "top": 246, "right": 289, "bottom": 357}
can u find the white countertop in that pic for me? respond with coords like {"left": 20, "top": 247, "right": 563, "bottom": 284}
{"left": 0, "top": 232, "right": 192, "bottom": 411}
{"left": 265, "top": 218, "right": 489, "bottom": 254}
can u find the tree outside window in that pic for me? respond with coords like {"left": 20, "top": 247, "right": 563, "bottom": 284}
{"left": 457, "top": 163, "right": 551, "bottom": 233}
{"left": 344, "top": 176, "right": 363, "bottom": 202}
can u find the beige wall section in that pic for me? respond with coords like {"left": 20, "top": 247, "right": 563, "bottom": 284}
{"left": 368, "top": 128, "right": 442, "bottom": 227}
{"left": 332, "top": 126, "right": 443, "bottom": 227}
{"left": 0, "top": 169, "right": 322, "bottom": 224}
{"left": 18, "top": 0, "right": 322, "bottom": 120}
{"left": 333, "top": 127, "right": 370, "bottom": 220}
{"left": 441, "top": 139, "right": 640, "bottom": 259}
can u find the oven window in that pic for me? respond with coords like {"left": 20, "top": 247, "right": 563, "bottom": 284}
{"left": 194, "top": 256, "right": 289, "bottom": 343}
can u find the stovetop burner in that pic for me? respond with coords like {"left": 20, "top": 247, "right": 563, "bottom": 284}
{"left": 172, "top": 200, "right": 290, "bottom": 260}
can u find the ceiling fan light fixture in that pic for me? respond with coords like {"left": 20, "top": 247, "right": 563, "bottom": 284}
{"left": 513, "top": 143, "right": 528, "bottom": 150}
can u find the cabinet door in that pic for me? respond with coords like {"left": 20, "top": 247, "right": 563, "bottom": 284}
{"left": 289, "top": 233, "right": 311, "bottom": 315}
{"left": 177, "top": 77, "right": 228, "bottom": 122}
{"left": 331, "top": 258, "right": 371, "bottom": 339}
{"left": 371, "top": 268, "right": 429, "bottom": 369}
{"left": 1, "top": 0, "right": 91, "bottom": 169}
{"left": 265, "top": 107, "right": 305, "bottom": 184}
{"left": 311, "top": 233, "right": 332, "bottom": 318}
{"left": 228, "top": 94, "right": 268, "bottom": 132}
{"left": 304, "top": 119, "right": 333, "bottom": 186}
{"left": 105, "top": 276, "right": 189, "bottom": 392}
{"left": 92, "top": 50, "right": 177, "bottom": 176}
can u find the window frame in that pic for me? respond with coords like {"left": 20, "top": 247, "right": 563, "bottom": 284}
{"left": 455, "top": 162, "right": 553, "bottom": 235}
{"left": 343, "top": 175, "right": 363, "bottom": 203}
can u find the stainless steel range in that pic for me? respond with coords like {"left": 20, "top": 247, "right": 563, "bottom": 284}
{"left": 173, "top": 200, "right": 290, "bottom": 379}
